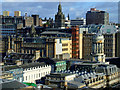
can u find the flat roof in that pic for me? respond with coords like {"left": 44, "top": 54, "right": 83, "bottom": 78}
{"left": 46, "top": 73, "right": 73, "bottom": 77}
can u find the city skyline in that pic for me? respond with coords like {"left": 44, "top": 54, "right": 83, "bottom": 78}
{"left": 1, "top": 2, "right": 118, "bottom": 23}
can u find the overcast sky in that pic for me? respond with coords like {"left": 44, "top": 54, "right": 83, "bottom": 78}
{"left": 1, "top": 1, "right": 119, "bottom": 23}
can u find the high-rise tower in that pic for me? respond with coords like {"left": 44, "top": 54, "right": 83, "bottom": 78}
{"left": 55, "top": 2, "right": 65, "bottom": 28}
{"left": 91, "top": 33, "right": 105, "bottom": 62}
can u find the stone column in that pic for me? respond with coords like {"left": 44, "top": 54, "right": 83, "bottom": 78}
{"left": 46, "top": 44, "right": 48, "bottom": 57}
{"left": 42, "top": 49, "right": 44, "bottom": 57}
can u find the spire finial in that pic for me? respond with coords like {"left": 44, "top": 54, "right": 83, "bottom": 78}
{"left": 59, "top": 0, "right": 61, "bottom": 4}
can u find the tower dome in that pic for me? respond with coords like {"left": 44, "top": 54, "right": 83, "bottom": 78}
{"left": 91, "top": 33, "right": 105, "bottom": 62}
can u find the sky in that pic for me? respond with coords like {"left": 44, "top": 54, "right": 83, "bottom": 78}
{"left": 1, "top": 1, "right": 119, "bottom": 23}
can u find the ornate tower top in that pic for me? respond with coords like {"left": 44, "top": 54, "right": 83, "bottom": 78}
{"left": 55, "top": 2, "right": 65, "bottom": 28}
{"left": 91, "top": 33, "right": 105, "bottom": 62}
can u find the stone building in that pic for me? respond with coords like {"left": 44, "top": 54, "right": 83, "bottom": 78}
{"left": 36, "top": 58, "right": 67, "bottom": 72}
{"left": 45, "top": 73, "right": 77, "bottom": 89}
{"left": 24, "top": 16, "right": 34, "bottom": 27}
{"left": 96, "top": 64, "right": 120, "bottom": 87}
{"left": 0, "top": 72, "right": 13, "bottom": 80}
{"left": 81, "top": 33, "right": 117, "bottom": 60}
{"left": 32, "top": 14, "right": 39, "bottom": 26}
{"left": 45, "top": 71, "right": 107, "bottom": 89}
{"left": 11, "top": 36, "right": 72, "bottom": 59}
{"left": 3, "top": 53, "right": 34, "bottom": 65}
{"left": 3, "top": 65, "right": 24, "bottom": 82}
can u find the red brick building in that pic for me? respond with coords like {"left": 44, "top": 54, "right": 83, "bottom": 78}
{"left": 72, "top": 26, "right": 79, "bottom": 58}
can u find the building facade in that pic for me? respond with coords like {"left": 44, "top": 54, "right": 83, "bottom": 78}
{"left": 24, "top": 16, "right": 34, "bottom": 27}
{"left": 86, "top": 8, "right": 109, "bottom": 25}
{"left": 14, "top": 11, "right": 21, "bottom": 16}
{"left": 45, "top": 73, "right": 77, "bottom": 89}
{"left": 3, "top": 11, "right": 9, "bottom": 16}
{"left": 3, "top": 65, "right": 23, "bottom": 82}
{"left": 96, "top": 64, "right": 120, "bottom": 87}
{"left": 0, "top": 72, "right": 13, "bottom": 80}
{"left": 55, "top": 38, "right": 72, "bottom": 59}
{"left": 71, "top": 18, "right": 86, "bottom": 26}
{"left": 55, "top": 60, "right": 67, "bottom": 72}
{"left": 22, "top": 62, "right": 51, "bottom": 83}
{"left": 72, "top": 26, "right": 79, "bottom": 58}
{"left": 115, "top": 31, "right": 120, "bottom": 57}
{"left": 32, "top": 15, "right": 39, "bottom": 26}
{"left": 82, "top": 33, "right": 116, "bottom": 60}
{"left": 1, "top": 16, "right": 24, "bottom": 36}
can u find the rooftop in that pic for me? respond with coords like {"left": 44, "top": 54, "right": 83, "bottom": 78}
{"left": 20, "top": 62, "right": 46, "bottom": 69}
{"left": 4, "top": 53, "right": 34, "bottom": 61}
{"left": 3, "top": 62, "right": 47, "bottom": 71}
{"left": 36, "top": 57, "right": 66, "bottom": 64}
{"left": 46, "top": 73, "right": 73, "bottom": 78}
{"left": 0, "top": 79, "right": 27, "bottom": 89}
{"left": 41, "top": 31, "right": 70, "bottom": 35}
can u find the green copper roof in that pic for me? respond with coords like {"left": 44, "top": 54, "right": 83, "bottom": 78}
{"left": 23, "top": 82, "right": 37, "bottom": 87}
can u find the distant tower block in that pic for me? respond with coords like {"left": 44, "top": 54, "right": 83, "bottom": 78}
{"left": 3, "top": 11, "right": 9, "bottom": 16}
{"left": 14, "top": 11, "right": 21, "bottom": 16}
{"left": 91, "top": 33, "right": 105, "bottom": 62}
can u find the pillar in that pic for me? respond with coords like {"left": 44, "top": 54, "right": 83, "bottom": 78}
{"left": 46, "top": 44, "right": 48, "bottom": 57}
{"left": 42, "top": 49, "right": 44, "bottom": 57}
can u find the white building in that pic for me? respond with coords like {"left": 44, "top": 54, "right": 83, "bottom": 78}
{"left": 22, "top": 62, "right": 51, "bottom": 83}
{"left": 71, "top": 18, "right": 86, "bottom": 26}
{"left": 55, "top": 38, "right": 72, "bottom": 59}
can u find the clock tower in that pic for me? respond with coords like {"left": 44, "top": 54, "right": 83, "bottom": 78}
{"left": 55, "top": 2, "right": 65, "bottom": 28}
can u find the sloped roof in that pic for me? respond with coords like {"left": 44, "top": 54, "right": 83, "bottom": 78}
{"left": 1, "top": 80, "right": 26, "bottom": 89}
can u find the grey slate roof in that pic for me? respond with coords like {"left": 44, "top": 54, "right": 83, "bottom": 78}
{"left": 3, "top": 65, "right": 21, "bottom": 71}
{"left": 20, "top": 62, "right": 46, "bottom": 69}
{"left": 41, "top": 31, "right": 70, "bottom": 35}
{"left": 1, "top": 80, "right": 26, "bottom": 89}
{"left": 68, "top": 76, "right": 85, "bottom": 88}
{"left": 3, "top": 62, "right": 47, "bottom": 71}
{"left": 4, "top": 53, "right": 34, "bottom": 61}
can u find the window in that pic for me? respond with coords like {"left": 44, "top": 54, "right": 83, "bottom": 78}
{"left": 39, "top": 73, "right": 40, "bottom": 77}
{"left": 34, "top": 74, "right": 35, "bottom": 79}
{"left": 26, "top": 76, "right": 27, "bottom": 80}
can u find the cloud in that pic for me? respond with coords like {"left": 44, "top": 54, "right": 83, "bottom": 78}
{"left": 2, "top": 0, "right": 120, "bottom": 2}
{"left": 69, "top": 7, "right": 75, "bottom": 11}
{"left": 37, "top": 5, "right": 42, "bottom": 9}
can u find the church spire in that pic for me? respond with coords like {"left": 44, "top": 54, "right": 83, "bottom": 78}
{"left": 58, "top": 2, "right": 62, "bottom": 13}
{"left": 68, "top": 13, "right": 70, "bottom": 20}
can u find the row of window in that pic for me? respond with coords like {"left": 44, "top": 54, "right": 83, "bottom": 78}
{"left": 62, "top": 48, "right": 68, "bottom": 51}
{"left": 24, "top": 66, "right": 51, "bottom": 71}
{"left": 24, "top": 71, "right": 51, "bottom": 81}
{"left": 47, "top": 77, "right": 64, "bottom": 80}
{"left": 62, "top": 44, "right": 68, "bottom": 46}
